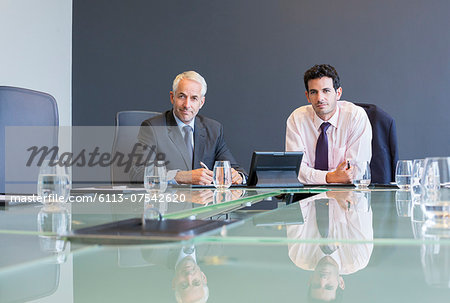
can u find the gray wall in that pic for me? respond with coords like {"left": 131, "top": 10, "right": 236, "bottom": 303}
{"left": 73, "top": 0, "right": 450, "bottom": 171}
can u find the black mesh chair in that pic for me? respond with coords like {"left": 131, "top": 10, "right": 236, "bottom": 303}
{"left": 110, "top": 110, "right": 160, "bottom": 185}
{"left": 354, "top": 103, "right": 399, "bottom": 184}
{"left": 0, "top": 86, "right": 59, "bottom": 193}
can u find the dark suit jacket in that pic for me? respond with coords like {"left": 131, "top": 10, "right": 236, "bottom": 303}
{"left": 354, "top": 103, "right": 399, "bottom": 184}
{"left": 131, "top": 110, "right": 245, "bottom": 181}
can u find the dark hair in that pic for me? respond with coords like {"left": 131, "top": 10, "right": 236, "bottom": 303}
{"left": 306, "top": 285, "right": 344, "bottom": 303}
{"left": 304, "top": 64, "right": 341, "bottom": 91}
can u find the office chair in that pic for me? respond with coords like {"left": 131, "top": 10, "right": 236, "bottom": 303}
{"left": 354, "top": 103, "right": 399, "bottom": 184}
{"left": 111, "top": 110, "right": 160, "bottom": 185}
{"left": 0, "top": 86, "right": 59, "bottom": 193}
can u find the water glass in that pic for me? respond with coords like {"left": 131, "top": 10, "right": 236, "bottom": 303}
{"left": 351, "top": 161, "right": 371, "bottom": 188}
{"left": 396, "top": 160, "right": 413, "bottom": 190}
{"left": 420, "top": 157, "right": 450, "bottom": 219}
{"left": 144, "top": 161, "right": 167, "bottom": 193}
{"left": 412, "top": 159, "right": 425, "bottom": 197}
{"left": 213, "top": 160, "right": 232, "bottom": 190}
{"left": 37, "top": 160, "right": 71, "bottom": 204}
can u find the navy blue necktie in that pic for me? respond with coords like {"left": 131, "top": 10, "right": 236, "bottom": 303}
{"left": 315, "top": 199, "right": 335, "bottom": 255}
{"left": 315, "top": 122, "right": 331, "bottom": 171}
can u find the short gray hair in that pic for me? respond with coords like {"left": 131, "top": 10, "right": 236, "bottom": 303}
{"left": 172, "top": 71, "right": 207, "bottom": 97}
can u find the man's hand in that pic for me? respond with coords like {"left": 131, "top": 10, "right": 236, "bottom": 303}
{"left": 182, "top": 189, "right": 214, "bottom": 204}
{"left": 174, "top": 168, "right": 213, "bottom": 185}
{"left": 231, "top": 168, "right": 243, "bottom": 184}
{"left": 325, "top": 160, "right": 353, "bottom": 184}
{"left": 326, "top": 191, "right": 354, "bottom": 209}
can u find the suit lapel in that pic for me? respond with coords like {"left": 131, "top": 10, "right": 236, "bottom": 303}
{"left": 166, "top": 111, "right": 192, "bottom": 169}
{"left": 193, "top": 116, "right": 206, "bottom": 169}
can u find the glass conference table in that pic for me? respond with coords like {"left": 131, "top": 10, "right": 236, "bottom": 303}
{"left": 1, "top": 186, "right": 449, "bottom": 302}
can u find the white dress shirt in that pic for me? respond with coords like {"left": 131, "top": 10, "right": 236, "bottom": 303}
{"left": 285, "top": 101, "right": 372, "bottom": 184}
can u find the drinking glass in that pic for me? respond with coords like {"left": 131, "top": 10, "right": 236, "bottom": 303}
{"left": 420, "top": 157, "right": 450, "bottom": 219}
{"left": 351, "top": 161, "right": 371, "bottom": 189}
{"left": 144, "top": 161, "right": 167, "bottom": 193}
{"left": 396, "top": 160, "right": 413, "bottom": 190}
{"left": 213, "top": 160, "right": 232, "bottom": 190}
{"left": 412, "top": 159, "right": 425, "bottom": 197}
{"left": 37, "top": 160, "right": 71, "bottom": 204}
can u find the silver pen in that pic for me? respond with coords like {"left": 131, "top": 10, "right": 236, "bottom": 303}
{"left": 200, "top": 161, "right": 210, "bottom": 170}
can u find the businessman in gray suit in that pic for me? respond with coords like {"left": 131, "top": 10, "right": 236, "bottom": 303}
{"left": 131, "top": 71, "right": 245, "bottom": 185}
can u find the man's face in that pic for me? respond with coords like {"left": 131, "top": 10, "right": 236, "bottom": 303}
{"left": 170, "top": 79, "right": 205, "bottom": 124}
{"left": 309, "top": 256, "right": 344, "bottom": 301}
{"left": 173, "top": 257, "right": 207, "bottom": 303}
{"left": 305, "top": 77, "right": 342, "bottom": 121}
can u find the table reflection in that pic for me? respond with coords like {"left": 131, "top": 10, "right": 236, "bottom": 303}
{"left": 37, "top": 203, "right": 71, "bottom": 264}
{"left": 421, "top": 219, "right": 450, "bottom": 288}
{"left": 142, "top": 189, "right": 246, "bottom": 217}
{"left": 140, "top": 244, "right": 212, "bottom": 302}
{"left": 287, "top": 191, "right": 373, "bottom": 301}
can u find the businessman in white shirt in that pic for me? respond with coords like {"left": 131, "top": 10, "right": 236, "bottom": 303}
{"left": 286, "top": 64, "right": 372, "bottom": 184}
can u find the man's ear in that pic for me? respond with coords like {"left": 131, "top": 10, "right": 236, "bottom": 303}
{"left": 201, "top": 272, "right": 207, "bottom": 284}
{"left": 336, "top": 87, "right": 342, "bottom": 100}
{"left": 199, "top": 97, "right": 205, "bottom": 109}
{"left": 338, "top": 276, "right": 345, "bottom": 290}
{"left": 170, "top": 91, "right": 175, "bottom": 105}
{"left": 305, "top": 91, "right": 311, "bottom": 104}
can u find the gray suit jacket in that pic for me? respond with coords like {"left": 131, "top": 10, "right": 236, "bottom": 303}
{"left": 131, "top": 110, "right": 245, "bottom": 182}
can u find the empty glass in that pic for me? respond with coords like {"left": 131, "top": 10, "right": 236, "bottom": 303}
{"left": 37, "top": 160, "right": 71, "bottom": 204}
{"left": 144, "top": 161, "right": 167, "bottom": 193}
{"left": 412, "top": 159, "right": 425, "bottom": 197}
{"left": 351, "top": 161, "right": 371, "bottom": 189}
{"left": 213, "top": 160, "right": 232, "bottom": 190}
{"left": 396, "top": 160, "right": 413, "bottom": 190}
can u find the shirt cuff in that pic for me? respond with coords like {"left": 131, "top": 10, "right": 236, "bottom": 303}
{"left": 239, "top": 172, "right": 247, "bottom": 185}
{"left": 167, "top": 169, "right": 180, "bottom": 184}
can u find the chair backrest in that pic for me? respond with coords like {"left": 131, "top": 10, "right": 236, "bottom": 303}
{"left": 111, "top": 110, "right": 161, "bottom": 185}
{"left": 0, "top": 86, "right": 59, "bottom": 193}
{"left": 354, "top": 103, "right": 399, "bottom": 184}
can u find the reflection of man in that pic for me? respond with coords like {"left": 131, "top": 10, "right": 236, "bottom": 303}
{"left": 287, "top": 191, "right": 373, "bottom": 302}
{"left": 131, "top": 71, "right": 245, "bottom": 185}
{"left": 173, "top": 246, "right": 209, "bottom": 303}
{"left": 140, "top": 244, "right": 215, "bottom": 302}
{"left": 285, "top": 64, "right": 372, "bottom": 184}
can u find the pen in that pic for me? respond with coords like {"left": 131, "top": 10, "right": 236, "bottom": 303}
{"left": 347, "top": 160, "right": 350, "bottom": 170}
{"left": 200, "top": 161, "right": 210, "bottom": 170}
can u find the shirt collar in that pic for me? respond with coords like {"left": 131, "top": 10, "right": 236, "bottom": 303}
{"left": 172, "top": 110, "right": 195, "bottom": 132}
{"left": 318, "top": 249, "right": 342, "bottom": 271}
{"left": 175, "top": 246, "right": 197, "bottom": 269}
{"left": 313, "top": 104, "right": 340, "bottom": 131}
